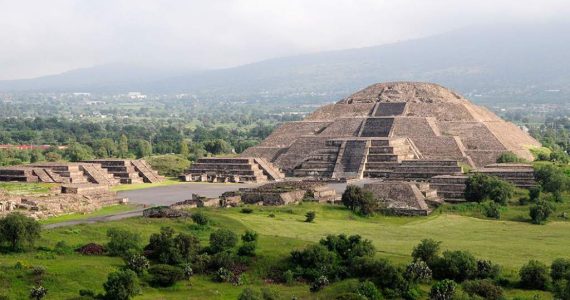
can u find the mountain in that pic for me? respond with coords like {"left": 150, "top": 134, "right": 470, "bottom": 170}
{"left": 1, "top": 22, "right": 569, "bottom": 104}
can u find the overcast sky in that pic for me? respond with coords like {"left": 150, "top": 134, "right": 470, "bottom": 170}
{"left": 0, "top": 0, "right": 569, "bottom": 80}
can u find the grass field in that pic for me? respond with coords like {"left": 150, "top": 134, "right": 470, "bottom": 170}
{"left": 0, "top": 202, "right": 566, "bottom": 299}
{"left": 39, "top": 204, "right": 141, "bottom": 225}
{"left": 0, "top": 182, "right": 57, "bottom": 195}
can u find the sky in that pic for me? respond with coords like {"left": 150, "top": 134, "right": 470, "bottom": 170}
{"left": 0, "top": 0, "right": 569, "bottom": 80}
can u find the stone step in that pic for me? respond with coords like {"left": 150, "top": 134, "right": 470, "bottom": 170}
{"left": 367, "top": 154, "right": 399, "bottom": 162}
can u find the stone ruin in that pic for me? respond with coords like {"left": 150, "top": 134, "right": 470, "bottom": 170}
{"left": 363, "top": 181, "right": 442, "bottom": 216}
{"left": 0, "top": 183, "right": 126, "bottom": 219}
{"left": 183, "top": 157, "right": 284, "bottom": 183}
{"left": 0, "top": 159, "right": 163, "bottom": 185}
{"left": 240, "top": 82, "right": 539, "bottom": 181}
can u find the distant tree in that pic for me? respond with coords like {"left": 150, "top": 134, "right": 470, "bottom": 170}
{"left": 356, "top": 280, "right": 382, "bottom": 300}
{"left": 465, "top": 174, "right": 514, "bottom": 204}
{"left": 125, "top": 254, "right": 150, "bottom": 275}
{"left": 106, "top": 228, "right": 141, "bottom": 257}
{"left": 405, "top": 260, "right": 433, "bottom": 283}
{"left": 134, "top": 140, "right": 152, "bottom": 158}
{"left": 30, "top": 150, "right": 44, "bottom": 163}
{"left": 529, "top": 200, "right": 555, "bottom": 224}
{"left": 145, "top": 227, "right": 200, "bottom": 265}
{"left": 0, "top": 212, "right": 41, "bottom": 252}
{"left": 103, "top": 269, "right": 140, "bottom": 300}
{"left": 305, "top": 211, "right": 316, "bottom": 223}
{"left": 179, "top": 140, "right": 190, "bottom": 158}
{"left": 341, "top": 185, "right": 377, "bottom": 216}
{"left": 412, "top": 239, "right": 441, "bottom": 266}
{"left": 432, "top": 250, "right": 478, "bottom": 282}
{"left": 64, "top": 142, "right": 94, "bottom": 162}
{"left": 462, "top": 279, "right": 503, "bottom": 300}
{"left": 551, "top": 258, "right": 570, "bottom": 281}
{"left": 203, "top": 139, "right": 232, "bottom": 155}
{"left": 148, "top": 264, "right": 184, "bottom": 287}
{"left": 118, "top": 134, "right": 129, "bottom": 158}
{"left": 534, "top": 164, "right": 569, "bottom": 201}
{"left": 209, "top": 229, "right": 238, "bottom": 253}
{"left": 44, "top": 151, "right": 62, "bottom": 162}
{"left": 519, "top": 260, "right": 550, "bottom": 290}
{"left": 96, "top": 138, "right": 118, "bottom": 158}
{"left": 429, "top": 280, "right": 456, "bottom": 300}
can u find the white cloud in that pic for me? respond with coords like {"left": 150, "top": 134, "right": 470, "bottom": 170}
{"left": 0, "top": 0, "right": 568, "bottom": 79}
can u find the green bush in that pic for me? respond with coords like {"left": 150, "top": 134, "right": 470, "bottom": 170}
{"left": 241, "top": 207, "right": 254, "bottom": 214}
{"left": 412, "top": 239, "right": 441, "bottom": 266}
{"left": 497, "top": 151, "right": 524, "bottom": 163}
{"left": 476, "top": 259, "right": 501, "bottom": 279}
{"left": 429, "top": 279, "right": 456, "bottom": 300}
{"left": 0, "top": 212, "right": 41, "bottom": 252}
{"left": 145, "top": 227, "right": 200, "bottom": 265}
{"left": 191, "top": 211, "right": 209, "bottom": 226}
{"left": 242, "top": 230, "right": 258, "bottom": 243}
{"left": 432, "top": 250, "right": 477, "bottom": 282}
{"left": 462, "top": 279, "right": 503, "bottom": 300}
{"left": 481, "top": 201, "right": 501, "bottom": 219}
{"left": 238, "top": 242, "right": 257, "bottom": 257}
{"left": 341, "top": 185, "right": 378, "bottom": 216}
{"left": 103, "top": 269, "right": 140, "bottom": 300}
{"left": 356, "top": 280, "right": 382, "bottom": 300}
{"left": 125, "top": 254, "right": 150, "bottom": 275}
{"left": 238, "top": 287, "right": 262, "bottom": 300}
{"left": 534, "top": 164, "right": 570, "bottom": 196}
{"left": 310, "top": 275, "right": 329, "bottom": 292}
{"left": 209, "top": 229, "right": 238, "bottom": 254}
{"left": 148, "top": 264, "right": 184, "bottom": 287}
{"left": 405, "top": 260, "right": 432, "bottom": 283}
{"left": 529, "top": 200, "right": 555, "bottom": 224}
{"left": 319, "top": 234, "right": 375, "bottom": 261}
{"left": 551, "top": 258, "right": 570, "bottom": 281}
{"left": 106, "top": 228, "right": 141, "bottom": 258}
{"left": 305, "top": 211, "right": 316, "bottom": 222}
{"left": 465, "top": 174, "right": 515, "bottom": 204}
{"left": 519, "top": 260, "right": 550, "bottom": 290}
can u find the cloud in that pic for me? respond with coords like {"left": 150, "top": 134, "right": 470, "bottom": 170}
{"left": 0, "top": 0, "right": 569, "bottom": 79}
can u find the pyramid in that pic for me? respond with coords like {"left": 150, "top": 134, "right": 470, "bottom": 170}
{"left": 241, "top": 82, "right": 540, "bottom": 179}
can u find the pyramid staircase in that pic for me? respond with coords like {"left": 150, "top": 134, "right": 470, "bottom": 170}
{"left": 363, "top": 138, "right": 417, "bottom": 178}
{"left": 131, "top": 160, "right": 165, "bottom": 183}
{"left": 80, "top": 163, "right": 120, "bottom": 185}
{"left": 293, "top": 140, "right": 342, "bottom": 178}
{"left": 186, "top": 157, "right": 283, "bottom": 183}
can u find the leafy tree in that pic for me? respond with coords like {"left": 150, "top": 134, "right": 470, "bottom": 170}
{"left": 432, "top": 250, "right": 478, "bottom": 282}
{"left": 482, "top": 200, "right": 501, "bottom": 219}
{"left": 462, "top": 279, "right": 503, "bottom": 300}
{"left": 529, "top": 186, "right": 542, "bottom": 202}
{"left": 145, "top": 227, "right": 200, "bottom": 265}
{"left": 519, "top": 260, "right": 550, "bottom": 290}
{"left": 134, "top": 139, "right": 152, "bottom": 158}
{"left": 319, "top": 234, "right": 375, "bottom": 261}
{"left": 341, "top": 185, "right": 377, "bottom": 216}
{"left": 0, "top": 212, "right": 41, "bottom": 252}
{"left": 412, "top": 239, "right": 441, "bottom": 266}
{"left": 118, "top": 134, "right": 129, "bottom": 158}
{"left": 356, "top": 280, "right": 382, "bottom": 300}
{"left": 64, "top": 142, "right": 94, "bottom": 162}
{"left": 125, "top": 254, "right": 150, "bottom": 275}
{"left": 405, "top": 260, "right": 433, "bottom": 283}
{"left": 476, "top": 259, "right": 501, "bottom": 279}
{"left": 429, "top": 279, "right": 456, "bottom": 300}
{"left": 191, "top": 211, "right": 209, "bottom": 225}
{"left": 534, "top": 164, "right": 569, "bottom": 198}
{"left": 238, "top": 231, "right": 258, "bottom": 257}
{"left": 529, "top": 200, "right": 555, "bottom": 224}
{"left": 209, "top": 229, "right": 238, "bottom": 254}
{"left": 551, "top": 258, "right": 570, "bottom": 281}
{"left": 103, "top": 269, "right": 140, "bottom": 300}
{"left": 179, "top": 140, "right": 190, "bottom": 157}
{"left": 106, "top": 228, "right": 142, "bottom": 257}
{"left": 465, "top": 174, "right": 514, "bottom": 204}
{"left": 305, "top": 211, "right": 316, "bottom": 223}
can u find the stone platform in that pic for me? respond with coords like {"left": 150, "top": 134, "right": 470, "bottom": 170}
{"left": 183, "top": 157, "right": 284, "bottom": 183}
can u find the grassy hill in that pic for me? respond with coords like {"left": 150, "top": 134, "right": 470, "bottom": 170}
{"left": 0, "top": 202, "right": 566, "bottom": 299}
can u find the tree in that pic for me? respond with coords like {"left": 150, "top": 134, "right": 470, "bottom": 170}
{"left": 134, "top": 139, "right": 152, "bottom": 158}
{"left": 0, "top": 212, "right": 41, "bottom": 252}
{"left": 209, "top": 229, "right": 238, "bottom": 253}
{"left": 551, "top": 258, "right": 570, "bottom": 281}
{"left": 305, "top": 211, "right": 316, "bottom": 222}
{"left": 462, "top": 279, "right": 503, "bottom": 300}
{"left": 238, "top": 230, "right": 258, "bottom": 257}
{"left": 103, "top": 269, "right": 140, "bottom": 300}
{"left": 125, "top": 254, "right": 150, "bottom": 275}
{"left": 118, "top": 134, "right": 129, "bottom": 158}
{"left": 519, "top": 260, "right": 550, "bottom": 290}
{"left": 412, "top": 239, "right": 441, "bottom": 266}
{"left": 179, "top": 140, "right": 189, "bottom": 158}
{"left": 106, "top": 228, "right": 141, "bottom": 257}
{"left": 465, "top": 174, "right": 515, "bottom": 204}
{"left": 356, "top": 280, "right": 381, "bottom": 300}
{"left": 145, "top": 227, "right": 201, "bottom": 265}
{"left": 405, "top": 260, "right": 433, "bottom": 283}
{"left": 63, "top": 142, "right": 94, "bottom": 162}
{"left": 429, "top": 279, "right": 456, "bottom": 300}
{"left": 432, "top": 250, "right": 478, "bottom": 282}
{"left": 534, "top": 164, "right": 569, "bottom": 198}
{"left": 148, "top": 264, "right": 184, "bottom": 287}
{"left": 341, "top": 185, "right": 377, "bottom": 216}
{"left": 529, "top": 200, "right": 555, "bottom": 224}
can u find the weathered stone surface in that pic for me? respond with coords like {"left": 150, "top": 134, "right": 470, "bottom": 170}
{"left": 363, "top": 181, "right": 439, "bottom": 215}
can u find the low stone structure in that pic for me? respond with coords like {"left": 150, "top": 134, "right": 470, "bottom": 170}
{"left": 82, "top": 159, "right": 164, "bottom": 184}
{"left": 183, "top": 157, "right": 284, "bottom": 183}
{"left": 363, "top": 181, "right": 441, "bottom": 216}
{"left": 143, "top": 206, "right": 189, "bottom": 218}
{"left": 171, "top": 194, "right": 221, "bottom": 209}
{"left": 472, "top": 163, "right": 536, "bottom": 188}
{"left": 234, "top": 181, "right": 337, "bottom": 206}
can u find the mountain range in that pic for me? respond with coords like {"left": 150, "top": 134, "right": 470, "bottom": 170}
{"left": 1, "top": 22, "right": 569, "bottom": 104}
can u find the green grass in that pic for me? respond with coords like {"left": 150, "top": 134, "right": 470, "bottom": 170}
{"left": 0, "top": 182, "right": 57, "bottom": 195}
{"left": 39, "top": 204, "right": 141, "bottom": 225}
{"left": 1, "top": 203, "right": 567, "bottom": 299}
{"left": 110, "top": 177, "right": 184, "bottom": 192}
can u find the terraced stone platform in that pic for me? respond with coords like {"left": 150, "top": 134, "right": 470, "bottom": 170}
{"left": 82, "top": 159, "right": 164, "bottom": 184}
{"left": 183, "top": 157, "right": 284, "bottom": 183}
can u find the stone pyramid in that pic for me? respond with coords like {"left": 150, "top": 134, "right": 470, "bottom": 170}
{"left": 241, "top": 82, "right": 540, "bottom": 179}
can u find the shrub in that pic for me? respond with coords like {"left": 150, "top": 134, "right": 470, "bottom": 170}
{"left": 476, "top": 259, "right": 501, "bottom": 279}
{"left": 290, "top": 244, "right": 339, "bottom": 281}
{"left": 209, "top": 229, "right": 238, "bottom": 253}
{"left": 465, "top": 174, "right": 514, "bottom": 204}
{"left": 146, "top": 154, "right": 190, "bottom": 177}
{"left": 320, "top": 234, "right": 375, "bottom": 261}
{"left": 242, "top": 230, "right": 258, "bottom": 243}
{"left": 0, "top": 212, "right": 41, "bottom": 252}
{"left": 183, "top": 264, "right": 193, "bottom": 280}
{"left": 241, "top": 207, "right": 254, "bottom": 214}
{"left": 350, "top": 257, "right": 403, "bottom": 293}
{"left": 529, "top": 186, "right": 542, "bottom": 202}
{"left": 283, "top": 270, "right": 294, "bottom": 284}
{"left": 191, "top": 211, "right": 209, "bottom": 225}
{"left": 481, "top": 201, "right": 501, "bottom": 219}
{"left": 412, "top": 239, "right": 441, "bottom": 266}
{"left": 192, "top": 253, "right": 211, "bottom": 274}
{"left": 310, "top": 275, "right": 329, "bottom": 292}
{"left": 356, "top": 280, "right": 382, "bottom": 300}
{"left": 405, "top": 260, "right": 432, "bottom": 283}
{"left": 534, "top": 164, "right": 570, "bottom": 196}
{"left": 145, "top": 227, "right": 200, "bottom": 265}
{"left": 54, "top": 240, "right": 73, "bottom": 255}
{"left": 497, "top": 151, "right": 523, "bottom": 163}
{"left": 103, "top": 269, "right": 140, "bottom": 300}
{"left": 268, "top": 213, "right": 276, "bottom": 218}
{"left": 238, "top": 287, "right": 262, "bottom": 300}
{"left": 76, "top": 243, "right": 105, "bottom": 255}
{"left": 519, "top": 260, "right": 550, "bottom": 290}
{"left": 125, "top": 254, "right": 150, "bottom": 275}
{"left": 462, "top": 279, "right": 503, "bottom": 300}
{"left": 529, "top": 200, "right": 555, "bottom": 224}
{"left": 148, "top": 264, "right": 184, "bottom": 287}
{"left": 106, "top": 228, "right": 141, "bottom": 257}
{"left": 30, "top": 285, "right": 47, "bottom": 300}
{"left": 214, "top": 267, "right": 235, "bottom": 283}
{"left": 238, "top": 242, "right": 257, "bottom": 257}
{"left": 341, "top": 185, "right": 377, "bottom": 216}
{"left": 305, "top": 211, "right": 316, "bottom": 223}
{"left": 261, "top": 287, "right": 281, "bottom": 300}
{"left": 551, "top": 258, "right": 570, "bottom": 281}
{"left": 429, "top": 279, "right": 456, "bottom": 300}
{"left": 432, "top": 250, "right": 477, "bottom": 282}
{"left": 553, "top": 279, "right": 570, "bottom": 300}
